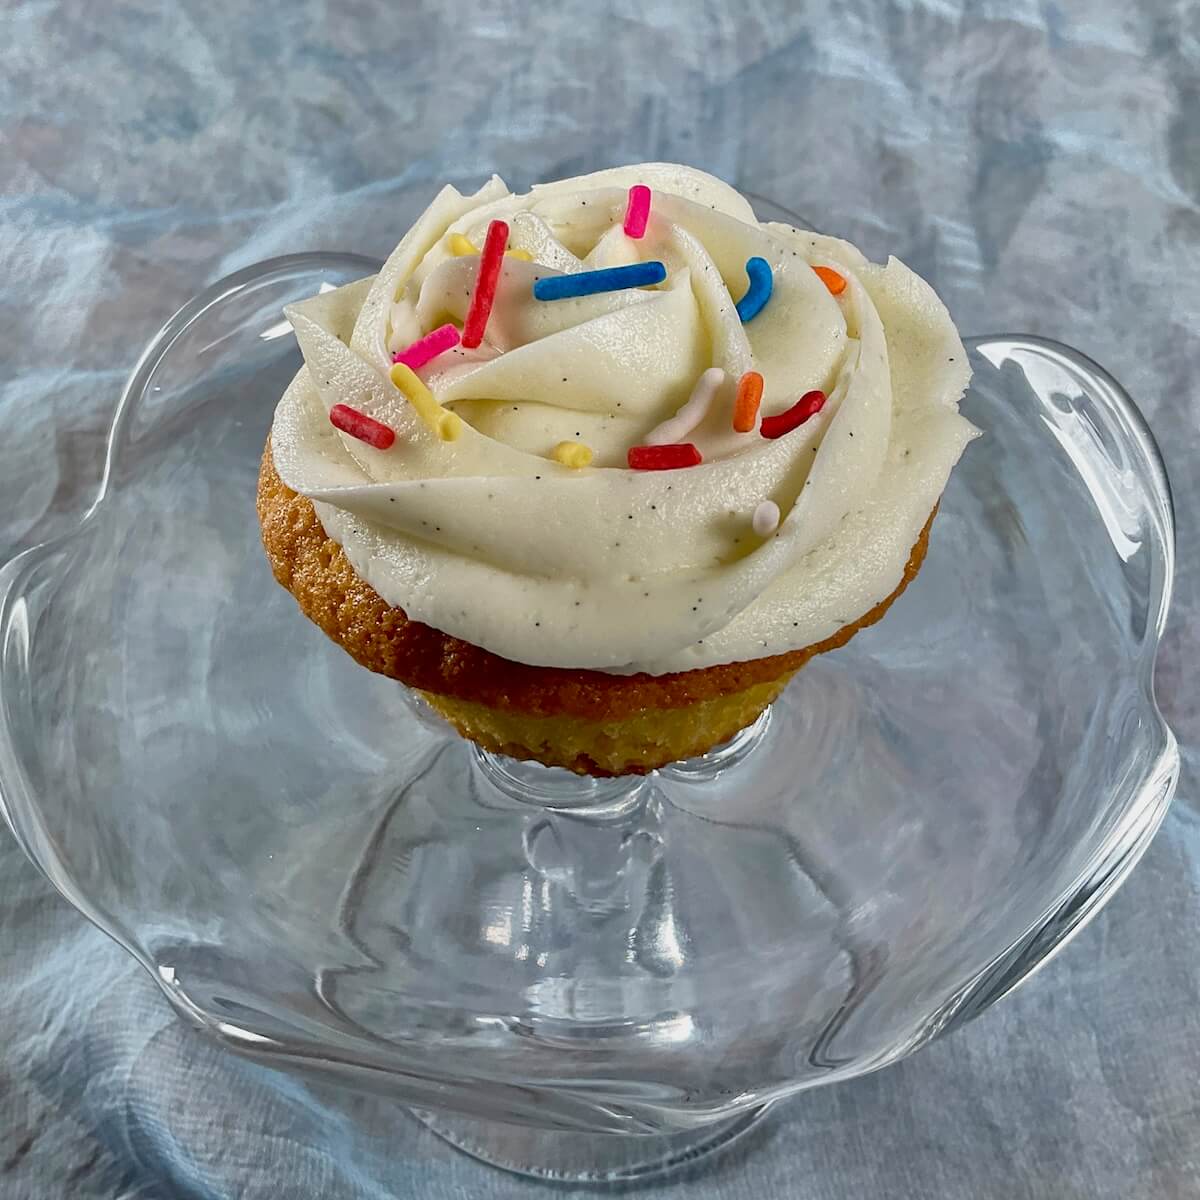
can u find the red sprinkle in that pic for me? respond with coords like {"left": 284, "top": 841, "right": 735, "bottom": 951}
{"left": 329, "top": 403, "right": 396, "bottom": 450}
{"left": 461, "top": 219, "right": 509, "bottom": 349}
{"left": 627, "top": 442, "right": 702, "bottom": 470}
{"left": 759, "top": 390, "right": 826, "bottom": 440}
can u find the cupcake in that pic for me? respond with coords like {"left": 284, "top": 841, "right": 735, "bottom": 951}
{"left": 258, "top": 163, "right": 976, "bottom": 776}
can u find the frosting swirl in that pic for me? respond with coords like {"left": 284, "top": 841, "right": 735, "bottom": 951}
{"left": 271, "top": 164, "right": 977, "bottom": 673}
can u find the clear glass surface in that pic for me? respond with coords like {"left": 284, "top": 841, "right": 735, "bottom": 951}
{"left": 0, "top": 248, "right": 1178, "bottom": 1181}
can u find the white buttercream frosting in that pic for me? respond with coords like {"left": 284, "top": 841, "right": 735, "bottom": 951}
{"left": 270, "top": 164, "right": 977, "bottom": 674}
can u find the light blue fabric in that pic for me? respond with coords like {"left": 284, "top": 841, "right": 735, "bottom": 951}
{"left": 3, "top": 2, "right": 1199, "bottom": 1195}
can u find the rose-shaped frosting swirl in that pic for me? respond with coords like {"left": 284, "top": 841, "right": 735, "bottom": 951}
{"left": 271, "top": 164, "right": 976, "bottom": 673}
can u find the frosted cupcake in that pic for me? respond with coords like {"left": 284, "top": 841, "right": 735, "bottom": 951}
{"left": 258, "top": 163, "right": 976, "bottom": 775}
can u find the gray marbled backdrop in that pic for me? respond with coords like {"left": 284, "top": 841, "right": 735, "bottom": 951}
{"left": 2, "top": 2, "right": 1198, "bottom": 1197}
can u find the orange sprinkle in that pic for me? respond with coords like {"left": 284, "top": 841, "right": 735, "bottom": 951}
{"left": 733, "top": 370, "right": 764, "bottom": 433}
{"left": 813, "top": 265, "right": 847, "bottom": 295}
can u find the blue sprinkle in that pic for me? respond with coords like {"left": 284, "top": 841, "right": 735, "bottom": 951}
{"left": 533, "top": 261, "right": 667, "bottom": 301}
{"left": 736, "top": 256, "right": 773, "bottom": 322}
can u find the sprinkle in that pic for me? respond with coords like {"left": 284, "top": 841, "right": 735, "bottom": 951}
{"left": 627, "top": 443, "right": 702, "bottom": 470}
{"left": 646, "top": 367, "right": 725, "bottom": 445}
{"left": 623, "top": 184, "right": 651, "bottom": 238}
{"left": 760, "top": 390, "right": 826, "bottom": 440}
{"left": 534, "top": 261, "right": 666, "bottom": 301}
{"left": 752, "top": 500, "right": 781, "bottom": 537}
{"left": 733, "top": 370, "right": 763, "bottom": 433}
{"left": 392, "top": 323, "right": 460, "bottom": 369}
{"left": 389, "top": 362, "right": 463, "bottom": 440}
{"left": 813, "top": 265, "right": 847, "bottom": 295}
{"left": 736, "top": 257, "right": 773, "bottom": 322}
{"left": 461, "top": 220, "right": 508, "bottom": 348}
{"left": 450, "top": 231, "right": 531, "bottom": 261}
{"left": 552, "top": 441, "right": 594, "bottom": 468}
{"left": 329, "top": 403, "right": 396, "bottom": 450}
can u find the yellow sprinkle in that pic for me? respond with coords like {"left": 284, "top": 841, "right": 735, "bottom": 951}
{"left": 389, "top": 362, "right": 462, "bottom": 441}
{"left": 448, "top": 231, "right": 531, "bottom": 262}
{"left": 551, "top": 441, "right": 594, "bottom": 469}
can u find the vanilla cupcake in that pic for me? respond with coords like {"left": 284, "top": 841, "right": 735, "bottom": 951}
{"left": 258, "top": 163, "right": 976, "bottom": 775}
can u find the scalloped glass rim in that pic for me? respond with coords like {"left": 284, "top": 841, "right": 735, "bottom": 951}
{"left": 0, "top": 251, "right": 1180, "bottom": 1134}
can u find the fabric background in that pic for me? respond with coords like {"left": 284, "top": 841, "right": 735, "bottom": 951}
{"left": 3, "top": 2, "right": 1198, "bottom": 1196}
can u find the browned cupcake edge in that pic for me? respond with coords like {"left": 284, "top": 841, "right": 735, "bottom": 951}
{"left": 257, "top": 439, "right": 935, "bottom": 720}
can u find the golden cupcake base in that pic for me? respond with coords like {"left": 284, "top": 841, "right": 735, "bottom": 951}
{"left": 417, "top": 678, "right": 791, "bottom": 777}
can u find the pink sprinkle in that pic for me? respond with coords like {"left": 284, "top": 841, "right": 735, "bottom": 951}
{"left": 392, "top": 323, "right": 461, "bottom": 370}
{"left": 623, "top": 184, "right": 651, "bottom": 238}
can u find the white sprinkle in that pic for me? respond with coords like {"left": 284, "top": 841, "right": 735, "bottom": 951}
{"left": 644, "top": 367, "right": 726, "bottom": 445}
{"left": 386, "top": 300, "right": 410, "bottom": 353}
{"left": 752, "top": 500, "right": 781, "bottom": 537}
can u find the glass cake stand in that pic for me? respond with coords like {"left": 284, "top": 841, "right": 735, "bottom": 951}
{"left": 0, "top": 224, "right": 1178, "bottom": 1183}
